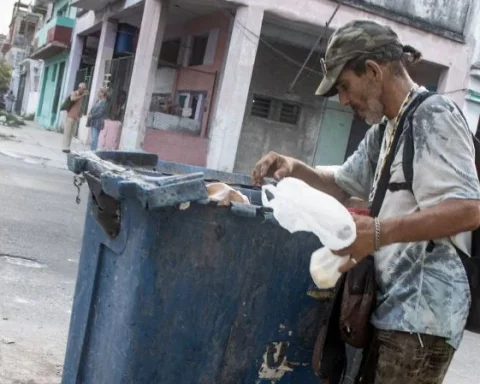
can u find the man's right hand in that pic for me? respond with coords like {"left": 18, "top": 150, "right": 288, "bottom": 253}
{"left": 252, "top": 152, "right": 297, "bottom": 185}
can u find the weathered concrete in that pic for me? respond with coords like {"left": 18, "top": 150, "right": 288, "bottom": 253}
{"left": 233, "top": 42, "right": 324, "bottom": 174}
{"left": 340, "top": 0, "right": 471, "bottom": 40}
{"left": 220, "top": 0, "right": 469, "bottom": 107}
{"left": 206, "top": 6, "right": 264, "bottom": 172}
{"left": 87, "top": 20, "right": 118, "bottom": 111}
{"left": 63, "top": 32, "right": 85, "bottom": 101}
{"left": 120, "top": 0, "right": 168, "bottom": 150}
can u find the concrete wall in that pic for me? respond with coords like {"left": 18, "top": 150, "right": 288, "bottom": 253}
{"left": 233, "top": 39, "right": 446, "bottom": 173}
{"left": 463, "top": 0, "right": 480, "bottom": 133}
{"left": 20, "top": 60, "right": 42, "bottom": 116}
{"left": 143, "top": 129, "right": 209, "bottom": 166}
{"left": 340, "top": 0, "right": 471, "bottom": 39}
{"left": 464, "top": 74, "right": 480, "bottom": 132}
{"left": 222, "top": 0, "right": 469, "bottom": 106}
{"left": 233, "top": 42, "right": 325, "bottom": 173}
{"left": 154, "top": 67, "right": 176, "bottom": 94}
{"left": 145, "top": 11, "right": 230, "bottom": 165}
{"left": 162, "top": 11, "right": 229, "bottom": 136}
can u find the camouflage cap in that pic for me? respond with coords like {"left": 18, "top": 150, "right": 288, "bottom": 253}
{"left": 316, "top": 20, "right": 402, "bottom": 97}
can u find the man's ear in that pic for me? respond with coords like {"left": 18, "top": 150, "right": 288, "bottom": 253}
{"left": 364, "top": 60, "right": 383, "bottom": 83}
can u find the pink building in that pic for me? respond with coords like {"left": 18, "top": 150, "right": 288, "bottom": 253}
{"left": 69, "top": 0, "right": 475, "bottom": 172}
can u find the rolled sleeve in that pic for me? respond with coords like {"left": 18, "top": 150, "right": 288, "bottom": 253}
{"left": 335, "top": 125, "right": 382, "bottom": 201}
{"left": 412, "top": 95, "right": 480, "bottom": 209}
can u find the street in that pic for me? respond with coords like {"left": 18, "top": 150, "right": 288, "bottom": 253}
{"left": 0, "top": 154, "right": 87, "bottom": 383}
{"left": 0, "top": 136, "right": 479, "bottom": 383}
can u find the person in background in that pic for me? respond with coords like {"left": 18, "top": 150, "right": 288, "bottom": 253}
{"left": 88, "top": 87, "right": 108, "bottom": 151}
{"left": 4, "top": 90, "right": 15, "bottom": 113}
{"left": 62, "top": 83, "right": 89, "bottom": 153}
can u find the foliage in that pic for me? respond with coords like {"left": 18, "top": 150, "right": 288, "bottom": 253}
{"left": 0, "top": 60, "right": 12, "bottom": 92}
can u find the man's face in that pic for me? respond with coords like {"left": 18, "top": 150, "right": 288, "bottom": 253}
{"left": 78, "top": 84, "right": 87, "bottom": 94}
{"left": 335, "top": 68, "right": 384, "bottom": 125}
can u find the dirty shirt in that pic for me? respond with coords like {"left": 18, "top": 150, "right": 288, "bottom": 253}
{"left": 335, "top": 89, "right": 480, "bottom": 349}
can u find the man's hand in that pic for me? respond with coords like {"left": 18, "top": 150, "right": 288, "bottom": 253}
{"left": 252, "top": 152, "right": 297, "bottom": 185}
{"left": 334, "top": 214, "right": 376, "bottom": 273}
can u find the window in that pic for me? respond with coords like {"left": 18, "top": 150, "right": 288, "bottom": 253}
{"left": 279, "top": 102, "right": 301, "bottom": 125}
{"left": 150, "top": 93, "right": 173, "bottom": 113}
{"left": 19, "top": 21, "right": 26, "bottom": 35}
{"left": 57, "top": 5, "right": 68, "bottom": 18}
{"left": 159, "top": 39, "right": 181, "bottom": 66}
{"left": 250, "top": 95, "right": 302, "bottom": 126}
{"left": 189, "top": 35, "right": 208, "bottom": 66}
{"left": 177, "top": 91, "right": 205, "bottom": 121}
{"left": 251, "top": 95, "right": 272, "bottom": 118}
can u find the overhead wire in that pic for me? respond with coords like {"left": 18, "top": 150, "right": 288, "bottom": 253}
{"left": 288, "top": 1, "right": 342, "bottom": 92}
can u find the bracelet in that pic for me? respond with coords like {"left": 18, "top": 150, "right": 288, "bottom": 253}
{"left": 374, "top": 217, "right": 381, "bottom": 251}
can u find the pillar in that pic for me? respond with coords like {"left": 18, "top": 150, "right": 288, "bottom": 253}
{"left": 206, "top": 6, "right": 264, "bottom": 172}
{"left": 437, "top": 63, "right": 468, "bottom": 108}
{"left": 87, "top": 19, "right": 118, "bottom": 111}
{"left": 63, "top": 32, "right": 85, "bottom": 100}
{"left": 120, "top": 0, "right": 168, "bottom": 150}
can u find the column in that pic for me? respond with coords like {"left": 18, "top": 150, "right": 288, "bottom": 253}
{"left": 63, "top": 32, "right": 84, "bottom": 100}
{"left": 206, "top": 6, "right": 264, "bottom": 172}
{"left": 437, "top": 66, "right": 468, "bottom": 109}
{"left": 87, "top": 20, "right": 118, "bottom": 111}
{"left": 120, "top": 0, "right": 168, "bottom": 150}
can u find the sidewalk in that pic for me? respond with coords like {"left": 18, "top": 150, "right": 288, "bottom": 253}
{"left": 0, "top": 121, "right": 88, "bottom": 170}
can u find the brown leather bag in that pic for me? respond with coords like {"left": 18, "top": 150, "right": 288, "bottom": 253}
{"left": 312, "top": 258, "right": 376, "bottom": 382}
{"left": 339, "top": 256, "right": 376, "bottom": 349}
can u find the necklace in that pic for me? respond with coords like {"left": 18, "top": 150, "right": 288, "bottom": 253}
{"left": 368, "top": 84, "right": 419, "bottom": 203}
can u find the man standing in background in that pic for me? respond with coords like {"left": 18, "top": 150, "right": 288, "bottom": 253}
{"left": 62, "top": 82, "right": 89, "bottom": 153}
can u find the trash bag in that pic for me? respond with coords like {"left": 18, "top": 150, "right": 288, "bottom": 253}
{"left": 262, "top": 177, "right": 355, "bottom": 289}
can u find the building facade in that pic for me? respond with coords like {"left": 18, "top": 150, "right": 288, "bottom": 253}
{"left": 31, "top": 0, "right": 76, "bottom": 130}
{"left": 2, "top": 1, "right": 44, "bottom": 114}
{"left": 69, "top": 0, "right": 476, "bottom": 172}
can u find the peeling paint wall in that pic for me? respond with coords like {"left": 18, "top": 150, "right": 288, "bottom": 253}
{"left": 233, "top": 42, "right": 326, "bottom": 174}
{"left": 348, "top": 0, "right": 471, "bottom": 37}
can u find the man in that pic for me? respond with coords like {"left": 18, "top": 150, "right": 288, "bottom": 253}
{"left": 4, "top": 89, "right": 15, "bottom": 113}
{"left": 62, "top": 83, "right": 89, "bottom": 153}
{"left": 253, "top": 20, "right": 480, "bottom": 383}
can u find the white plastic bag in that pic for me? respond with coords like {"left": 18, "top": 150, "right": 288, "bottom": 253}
{"left": 261, "top": 177, "right": 356, "bottom": 289}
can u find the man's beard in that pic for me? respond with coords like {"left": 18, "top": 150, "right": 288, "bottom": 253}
{"left": 363, "top": 86, "right": 384, "bottom": 125}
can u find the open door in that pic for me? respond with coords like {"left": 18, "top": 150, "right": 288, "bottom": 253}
{"left": 313, "top": 100, "right": 353, "bottom": 166}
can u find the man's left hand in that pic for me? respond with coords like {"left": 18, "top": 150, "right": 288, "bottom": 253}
{"left": 333, "top": 214, "right": 377, "bottom": 273}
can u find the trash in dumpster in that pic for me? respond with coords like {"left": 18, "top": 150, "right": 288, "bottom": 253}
{"left": 206, "top": 182, "right": 250, "bottom": 206}
{"left": 262, "top": 177, "right": 355, "bottom": 289}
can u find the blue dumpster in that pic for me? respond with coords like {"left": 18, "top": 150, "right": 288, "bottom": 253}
{"left": 62, "top": 151, "right": 334, "bottom": 383}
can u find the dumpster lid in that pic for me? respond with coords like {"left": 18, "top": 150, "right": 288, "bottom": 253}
{"left": 68, "top": 151, "right": 209, "bottom": 210}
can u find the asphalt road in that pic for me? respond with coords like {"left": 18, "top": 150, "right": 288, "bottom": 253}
{"left": 0, "top": 154, "right": 87, "bottom": 384}
{"left": 0, "top": 152, "right": 479, "bottom": 384}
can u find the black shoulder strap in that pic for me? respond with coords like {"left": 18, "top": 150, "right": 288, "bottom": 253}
{"left": 402, "top": 92, "right": 480, "bottom": 189}
{"left": 370, "top": 91, "right": 434, "bottom": 217}
{"left": 402, "top": 92, "right": 436, "bottom": 188}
